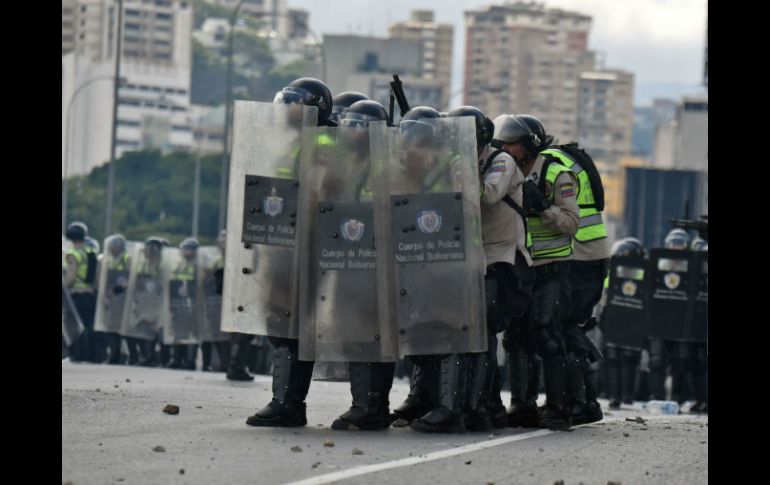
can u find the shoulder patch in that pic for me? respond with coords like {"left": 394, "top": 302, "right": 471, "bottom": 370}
{"left": 560, "top": 182, "right": 575, "bottom": 198}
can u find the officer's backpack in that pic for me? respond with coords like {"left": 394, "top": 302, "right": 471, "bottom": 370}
{"left": 84, "top": 251, "right": 98, "bottom": 285}
{"left": 541, "top": 142, "right": 605, "bottom": 211}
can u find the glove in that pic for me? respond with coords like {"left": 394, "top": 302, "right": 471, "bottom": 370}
{"left": 523, "top": 179, "right": 552, "bottom": 213}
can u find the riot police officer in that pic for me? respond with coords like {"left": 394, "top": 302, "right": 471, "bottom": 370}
{"left": 326, "top": 100, "right": 399, "bottom": 431}
{"left": 64, "top": 222, "right": 99, "bottom": 363}
{"left": 246, "top": 77, "right": 336, "bottom": 427}
{"left": 536, "top": 120, "right": 608, "bottom": 425}
{"left": 329, "top": 91, "right": 369, "bottom": 125}
{"left": 166, "top": 237, "right": 200, "bottom": 370}
{"left": 494, "top": 114, "right": 580, "bottom": 429}
{"left": 388, "top": 106, "right": 445, "bottom": 429}
{"left": 602, "top": 237, "right": 647, "bottom": 409}
{"left": 102, "top": 234, "right": 131, "bottom": 364}
{"left": 648, "top": 228, "right": 690, "bottom": 402}
{"left": 414, "top": 106, "right": 533, "bottom": 432}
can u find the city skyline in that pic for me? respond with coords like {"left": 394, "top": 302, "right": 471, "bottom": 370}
{"left": 287, "top": 0, "right": 708, "bottom": 106}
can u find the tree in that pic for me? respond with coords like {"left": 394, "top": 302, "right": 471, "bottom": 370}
{"left": 65, "top": 150, "right": 224, "bottom": 245}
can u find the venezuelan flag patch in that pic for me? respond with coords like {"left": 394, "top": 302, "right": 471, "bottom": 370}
{"left": 560, "top": 183, "right": 575, "bottom": 198}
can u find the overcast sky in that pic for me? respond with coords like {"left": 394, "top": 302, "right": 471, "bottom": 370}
{"left": 287, "top": 0, "right": 708, "bottom": 107}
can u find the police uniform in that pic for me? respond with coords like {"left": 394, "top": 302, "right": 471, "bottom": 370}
{"left": 64, "top": 243, "right": 98, "bottom": 362}
{"left": 523, "top": 153, "right": 580, "bottom": 429}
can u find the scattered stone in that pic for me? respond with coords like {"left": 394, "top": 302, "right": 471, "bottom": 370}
{"left": 538, "top": 448, "right": 544, "bottom": 452}
{"left": 99, "top": 443, "right": 102, "bottom": 446}
{"left": 608, "top": 482, "right": 622, "bottom": 485}
{"left": 323, "top": 441, "right": 335, "bottom": 447}
{"left": 163, "top": 404, "right": 180, "bottom": 415}
{"left": 291, "top": 446, "right": 303, "bottom": 453}
{"left": 352, "top": 448, "right": 364, "bottom": 455}
{"left": 646, "top": 471, "right": 650, "bottom": 475}
{"left": 196, "top": 406, "right": 202, "bottom": 409}
{"left": 626, "top": 416, "right": 646, "bottom": 424}
{"left": 554, "top": 481, "right": 564, "bottom": 485}
{"left": 312, "top": 462, "right": 322, "bottom": 469}
{"left": 464, "top": 461, "right": 472, "bottom": 465}
{"left": 153, "top": 446, "right": 166, "bottom": 452}
{"left": 664, "top": 426, "right": 672, "bottom": 429}
{"left": 95, "top": 388, "right": 101, "bottom": 392}
{"left": 623, "top": 433, "right": 630, "bottom": 437}
{"left": 179, "top": 469, "right": 185, "bottom": 475}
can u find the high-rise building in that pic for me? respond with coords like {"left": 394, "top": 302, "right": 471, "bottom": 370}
{"left": 653, "top": 97, "right": 708, "bottom": 172}
{"left": 577, "top": 69, "right": 634, "bottom": 162}
{"left": 464, "top": 2, "right": 594, "bottom": 141}
{"left": 204, "top": 0, "right": 290, "bottom": 40}
{"left": 62, "top": 0, "right": 194, "bottom": 177}
{"left": 388, "top": 10, "right": 453, "bottom": 110}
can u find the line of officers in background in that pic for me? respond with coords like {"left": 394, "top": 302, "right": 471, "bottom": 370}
{"left": 62, "top": 224, "right": 271, "bottom": 379}
{"left": 62, "top": 76, "right": 708, "bottom": 435}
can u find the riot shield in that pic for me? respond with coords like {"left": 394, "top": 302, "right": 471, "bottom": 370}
{"left": 221, "top": 101, "right": 318, "bottom": 338}
{"left": 120, "top": 242, "right": 164, "bottom": 341}
{"left": 296, "top": 124, "right": 397, "bottom": 363}
{"left": 62, "top": 239, "right": 84, "bottom": 345}
{"left": 687, "top": 251, "right": 708, "bottom": 344}
{"left": 62, "top": 274, "right": 84, "bottom": 346}
{"left": 601, "top": 255, "right": 649, "bottom": 349}
{"left": 94, "top": 238, "right": 135, "bottom": 333}
{"left": 646, "top": 248, "right": 698, "bottom": 342}
{"left": 196, "top": 246, "right": 229, "bottom": 342}
{"left": 371, "top": 116, "right": 487, "bottom": 356}
{"left": 160, "top": 247, "right": 199, "bottom": 345}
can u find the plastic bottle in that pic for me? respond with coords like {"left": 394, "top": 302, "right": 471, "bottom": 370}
{"left": 644, "top": 400, "right": 680, "bottom": 415}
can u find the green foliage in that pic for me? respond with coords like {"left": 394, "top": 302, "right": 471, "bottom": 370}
{"left": 64, "top": 150, "right": 224, "bottom": 246}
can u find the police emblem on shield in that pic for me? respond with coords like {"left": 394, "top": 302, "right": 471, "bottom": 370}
{"left": 622, "top": 280, "right": 637, "bottom": 297}
{"left": 263, "top": 187, "right": 284, "bottom": 217}
{"left": 664, "top": 272, "right": 680, "bottom": 290}
{"left": 341, "top": 218, "right": 365, "bottom": 243}
{"left": 144, "top": 280, "right": 156, "bottom": 293}
{"left": 178, "top": 283, "right": 188, "bottom": 297}
{"left": 416, "top": 210, "right": 442, "bottom": 234}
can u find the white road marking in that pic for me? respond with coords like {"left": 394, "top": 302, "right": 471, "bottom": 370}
{"left": 282, "top": 428, "right": 554, "bottom": 485}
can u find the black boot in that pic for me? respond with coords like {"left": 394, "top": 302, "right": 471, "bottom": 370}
{"left": 538, "top": 357, "right": 570, "bottom": 430}
{"left": 228, "top": 335, "right": 254, "bottom": 381}
{"left": 507, "top": 349, "right": 539, "bottom": 427}
{"left": 166, "top": 345, "right": 186, "bottom": 369}
{"left": 411, "top": 354, "right": 467, "bottom": 433}
{"left": 201, "top": 342, "right": 214, "bottom": 372}
{"left": 391, "top": 357, "right": 437, "bottom": 427}
{"left": 246, "top": 346, "right": 314, "bottom": 427}
{"left": 565, "top": 353, "right": 598, "bottom": 425}
{"left": 464, "top": 353, "right": 493, "bottom": 432}
{"left": 620, "top": 352, "right": 637, "bottom": 405}
{"left": 215, "top": 341, "right": 231, "bottom": 372}
{"left": 332, "top": 362, "right": 396, "bottom": 431}
{"left": 106, "top": 333, "right": 122, "bottom": 364}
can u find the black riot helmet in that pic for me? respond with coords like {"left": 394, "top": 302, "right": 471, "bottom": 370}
{"left": 491, "top": 114, "right": 548, "bottom": 159}
{"left": 664, "top": 228, "right": 690, "bottom": 250}
{"left": 273, "top": 77, "right": 334, "bottom": 127}
{"left": 144, "top": 236, "right": 165, "bottom": 256}
{"left": 519, "top": 114, "right": 554, "bottom": 150}
{"left": 65, "top": 221, "right": 88, "bottom": 242}
{"left": 691, "top": 237, "right": 708, "bottom": 252}
{"left": 179, "top": 237, "right": 200, "bottom": 252}
{"left": 399, "top": 106, "right": 441, "bottom": 147}
{"left": 447, "top": 106, "right": 495, "bottom": 149}
{"left": 106, "top": 234, "right": 127, "bottom": 255}
{"left": 330, "top": 91, "right": 369, "bottom": 124}
{"left": 340, "top": 100, "right": 389, "bottom": 128}
{"left": 611, "top": 237, "right": 647, "bottom": 258}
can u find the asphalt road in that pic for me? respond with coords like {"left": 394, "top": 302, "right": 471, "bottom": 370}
{"left": 62, "top": 362, "right": 707, "bottom": 485}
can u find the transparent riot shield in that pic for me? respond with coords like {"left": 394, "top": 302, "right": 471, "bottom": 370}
{"left": 371, "top": 116, "right": 487, "bottom": 356}
{"left": 160, "top": 247, "right": 199, "bottom": 345}
{"left": 197, "top": 246, "right": 229, "bottom": 342}
{"left": 296, "top": 124, "right": 397, "bottom": 363}
{"left": 221, "top": 101, "right": 318, "bottom": 338}
{"left": 62, "top": 239, "right": 84, "bottom": 345}
{"left": 601, "top": 255, "right": 649, "bottom": 349}
{"left": 94, "top": 237, "right": 135, "bottom": 333}
{"left": 120, "top": 242, "right": 164, "bottom": 341}
{"left": 687, "top": 251, "right": 708, "bottom": 344}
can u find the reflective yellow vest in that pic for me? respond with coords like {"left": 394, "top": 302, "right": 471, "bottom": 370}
{"left": 527, "top": 162, "right": 574, "bottom": 260}
{"left": 66, "top": 247, "right": 96, "bottom": 289}
{"left": 540, "top": 148, "right": 607, "bottom": 243}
